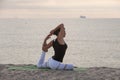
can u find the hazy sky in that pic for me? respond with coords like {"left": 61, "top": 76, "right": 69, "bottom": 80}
{"left": 0, "top": 0, "right": 120, "bottom": 18}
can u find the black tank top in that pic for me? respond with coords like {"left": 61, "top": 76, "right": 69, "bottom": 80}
{"left": 52, "top": 39, "right": 67, "bottom": 62}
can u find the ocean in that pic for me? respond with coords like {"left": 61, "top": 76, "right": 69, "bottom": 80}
{"left": 0, "top": 18, "right": 120, "bottom": 68}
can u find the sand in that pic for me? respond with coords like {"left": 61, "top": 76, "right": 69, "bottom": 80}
{"left": 0, "top": 64, "right": 120, "bottom": 80}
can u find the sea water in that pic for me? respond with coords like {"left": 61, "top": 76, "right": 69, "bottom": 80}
{"left": 0, "top": 18, "right": 120, "bottom": 68}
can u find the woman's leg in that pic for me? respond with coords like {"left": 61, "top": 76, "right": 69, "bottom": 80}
{"left": 48, "top": 58, "right": 74, "bottom": 70}
{"left": 37, "top": 51, "right": 49, "bottom": 68}
{"left": 57, "top": 63, "right": 74, "bottom": 70}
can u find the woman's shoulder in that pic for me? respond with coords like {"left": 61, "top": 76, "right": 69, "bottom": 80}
{"left": 56, "top": 38, "right": 66, "bottom": 45}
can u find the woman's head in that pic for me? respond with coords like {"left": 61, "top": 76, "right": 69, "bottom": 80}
{"left": 53, "top": 28, "right": 66, "bottom": 37}
{"left": 53, "top": 28, "right": 60, "bottom": 36}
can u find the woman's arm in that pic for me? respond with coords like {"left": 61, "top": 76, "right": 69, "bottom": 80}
{"left": 57, "top": 24, "right": 65, "bottom": 45}
{"left": 57, "top": 24, "right": 65, "bottom": 39}
{"left": 50, "top": 23, "right": 65, "bottom": 45}
{"left": 42, "top": 34, "right": 53, "bottom": 52}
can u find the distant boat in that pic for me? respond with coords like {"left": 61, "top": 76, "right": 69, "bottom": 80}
{"left": 80, "top": 16, "right": 86, "bottom": 19}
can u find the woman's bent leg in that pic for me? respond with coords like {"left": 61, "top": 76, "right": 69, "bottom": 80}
{"left": 57, "top": 63, "right": 74, "bottom": 70}
{"left": 37, "top": 51, "right": 49, "bottom": 68}
{"left": 48, "top": 58, "right": 73, "bottom": 70}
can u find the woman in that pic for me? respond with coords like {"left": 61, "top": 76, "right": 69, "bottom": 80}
{"left": 37, "top": 23, "right": 74, "bottom": 70}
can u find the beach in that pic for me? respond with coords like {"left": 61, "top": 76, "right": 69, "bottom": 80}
{"left": 0, "top": 18, "right": 120, "bottom": 68}
{"left": 0, "top": 18, "right": 120, "bottom": 80}
{"left": 0, "top": 64, "right": 120, "bottom": 80}
{"left": 1, "top": 0, "right": 120, "bottom": 79}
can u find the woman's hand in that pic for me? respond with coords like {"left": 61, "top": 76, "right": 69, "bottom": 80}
{"left": 42, "top": 46, "right": 48, "bottom": 52}
{"left": 50, "top": 24, "right": 64, "bottom": 35}
{"left": 50, "top": 29, "right": 55, "bottom": 35}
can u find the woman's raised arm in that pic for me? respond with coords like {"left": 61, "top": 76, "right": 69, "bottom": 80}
{"left": 42, "top": 34, "right": 53, "bottom": 52}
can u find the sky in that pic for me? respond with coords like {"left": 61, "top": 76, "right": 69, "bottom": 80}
{"left": 0, "top": 0, "right": 120, "bottom": 18}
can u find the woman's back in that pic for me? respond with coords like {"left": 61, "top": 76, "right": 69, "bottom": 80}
{"left": 52, "top": 39, "right": 67, "bottom": 62}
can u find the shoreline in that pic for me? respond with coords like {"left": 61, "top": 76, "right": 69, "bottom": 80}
{"left": 0, "top": 64, "right": 120, "bottom": 80}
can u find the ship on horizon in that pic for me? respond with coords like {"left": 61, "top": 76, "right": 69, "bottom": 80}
{"left": 80, "top": 16, "right": 86, "bottom": 19}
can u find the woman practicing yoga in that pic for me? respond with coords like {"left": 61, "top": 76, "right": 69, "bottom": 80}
{"left": 37, "top": 23, "right": 74, "bottom": 70}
